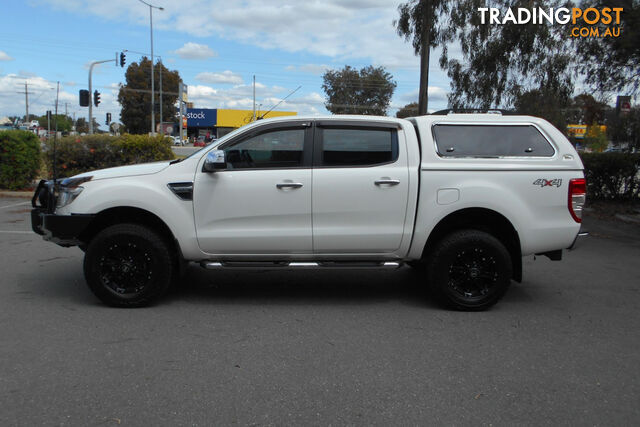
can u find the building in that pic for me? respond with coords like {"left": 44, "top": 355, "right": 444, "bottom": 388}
{"left": 186, "top": 108, "right": 297, "bottom": 140}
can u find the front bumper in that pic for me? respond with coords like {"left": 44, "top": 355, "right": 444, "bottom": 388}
{"left": 31, "top": 209, "right": 95, "bottom": 246}
{"left": 31, "top": 181, "right": 94, "bottom": 247}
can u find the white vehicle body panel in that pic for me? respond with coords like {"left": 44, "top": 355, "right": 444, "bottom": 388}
{"left": 57, "top": 113, "right": 583, "bottom": 264}
{"left": 311, "top": 119, "right": 418, "bottom": 257}
{"left": 407, "top": 114, "right": 583, "bottom": 258}
{"left": 193, "top": 168, "right": 312, "bottom": 255}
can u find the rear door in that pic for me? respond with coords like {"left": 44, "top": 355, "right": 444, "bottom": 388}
{"left": 311, "top": 121, "right": 410, "bottom": 254}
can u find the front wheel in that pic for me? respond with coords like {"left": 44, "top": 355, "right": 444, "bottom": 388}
{"left": 427, "top": 229, "right": 512, "bottom": 311}
{"left": 83, "top": 224, "right": 174, "bottom": 307}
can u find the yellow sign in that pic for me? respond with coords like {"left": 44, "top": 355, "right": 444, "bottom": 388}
{"left": 217, "top": 109, "right": 297, "bottom": 128}
{"left": 567, "top": 124, "right": 606, "bottom": 139}
{"left": 567, "top": 124, "right": 587, "bottom": 139}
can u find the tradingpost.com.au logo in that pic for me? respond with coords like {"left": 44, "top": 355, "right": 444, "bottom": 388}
{"left": 478, "top": 6, "right": 623, "bottom": 38}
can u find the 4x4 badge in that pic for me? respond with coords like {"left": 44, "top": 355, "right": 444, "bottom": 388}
{"left": 533, "top": 179, "right": 562, "bottom": 188}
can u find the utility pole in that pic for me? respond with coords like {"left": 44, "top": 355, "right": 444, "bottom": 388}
{"left": 25, "top": 83, "right": 29, "bottom": 123}
{"left": 159, "top": 57, "right": 163, "bottom": 132}
{"left": 88, "top": 58, "right": 115, "bottom": 134}
{"left": 138, "top": 0, "right": 164, "bottom": 135}
{"left": 53, "top": 81, "right": 60, "bottom": 183}
{"left": 16, "top": 82, "right": 34, "bottom": 124}
{"left": 418, "top": 0, "right": 431, "bottom": 115}
{"left": 178, "top": 81, "right": 186, "bottom": 143}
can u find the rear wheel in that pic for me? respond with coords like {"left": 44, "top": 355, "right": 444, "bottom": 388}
{"left": 83, "top": 223, "right": 173, "bottom": 307}
{"left": 427, "top": 229, "right": 512, "bottom": 311}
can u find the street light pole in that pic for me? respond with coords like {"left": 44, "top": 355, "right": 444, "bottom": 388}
{"left": 88, "top": 58, "right": 115, "bottom": 134}
{"left": 159, "top": 57, "right": 163, "bottom": 131}
{"left": 138, "top": 0, "right": 164, "bottom": 135}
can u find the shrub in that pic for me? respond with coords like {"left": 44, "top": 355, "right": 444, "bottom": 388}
{"left": 42, "top": 134, "right": 175, "bottom": 179}
{"left": 0, "top": 130, "right": 41, "bottom": 190}
{"left": 580, "top": 153, "right": 640, "bottom": 200}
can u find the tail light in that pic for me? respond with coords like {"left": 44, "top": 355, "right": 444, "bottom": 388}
{"left": 568, "top": 178, "right": 586, "bottom": 223}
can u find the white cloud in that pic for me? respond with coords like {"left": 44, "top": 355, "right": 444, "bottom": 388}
{"left": 0, "top": 73, "right": 124, "bottom": 132}
{"left": 286, "top": 64, "right": 331, "bottom": 75}
{"left": 34, "top": 0, "right": 457, "bottom": 115}
{"left": 183, "top": 82, "right": 323, "bottom": 113}
{"left": 196, "top": 71, "right": 243, "bottom": 85}
{"left": 172, "top": 42, "right": 217, "bottom": 60}
{"left": 0, "top": 51, "right": 13, "bottom": 61}
{"left": 396, "top": 87, "right": 448, "bottom": 105}
{"left": 39, "top": 0, "right": 421, "bottom": 68}
{"left": 0, "top": 74, "right": 67, "bottom": 117}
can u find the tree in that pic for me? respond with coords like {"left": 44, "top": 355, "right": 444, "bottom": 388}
{"left": 585, "top": 125, "right": 609, "bottom": 152}
{"left": 396, "top": 102, "right": 419, "bottom": 118}
{"left": 322, "top": 65, "right": 397, "bottom": 115}
{"left": 608, "top": 107, "right": 640, "bottom": 150}
{"left": 74, "top": 117, "right": 98, "bottom": 134}
{"left": 577, "top": 0, "right": 640, "bottom": 95}
{"left": 118, "top": 57, "right": 181, "bottom": 134}
{"left": 566, "top": 94, "right": 608, "bottom": 125}
{"left": 395, "top": 0, "right": 451, "bottom": 114}
{"left": 438, "top": 0, "right": 574, "bottom": 109}
{"left": 514, "top": 89, "right": 570, "bottom": 132}
{"left": 75, "top": 117, "right": 88, "bottom": 134}
{"left": 37, "top": 114, "right": 72, "bottom": 132}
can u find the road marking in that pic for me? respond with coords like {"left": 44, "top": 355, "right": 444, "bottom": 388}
{"left": 0, "top": 230, "right": 33, "bottom": 234}
{"left": 0, "top": 201, "right": 30, "bottom": 210}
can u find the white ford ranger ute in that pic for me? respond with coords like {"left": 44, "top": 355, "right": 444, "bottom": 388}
{"left": 31, "top": 112, "right": 587, "bottom": 310}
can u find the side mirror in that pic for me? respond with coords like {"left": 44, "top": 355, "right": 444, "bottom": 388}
{"left": 202, "top": 150, "right": 226, "bottom": 172}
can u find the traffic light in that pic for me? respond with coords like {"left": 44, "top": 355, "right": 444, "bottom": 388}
{"left": 120, "top": 52, "right": 126, "bottom": 68}
{"left": 79, "top": 90, "right": 89, "bottom": 107}
{"left": 93, "top": 90, "right": 101, "bottom": 107}
{"left": 106, "top": 112, "right": 111, "bottom": 125}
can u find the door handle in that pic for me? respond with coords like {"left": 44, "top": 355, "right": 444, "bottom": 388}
{"left": 375, "top": 179, "right": 400, "bottom": 186}
{"left": 276, "top": 182, "right": 303, "bottom": 189}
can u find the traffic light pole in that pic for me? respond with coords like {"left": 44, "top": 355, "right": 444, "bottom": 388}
{"left": 88, "top": 58, "right": 115, "bottom": 134}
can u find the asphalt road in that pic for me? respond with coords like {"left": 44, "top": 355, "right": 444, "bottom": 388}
{"left": 1, "top": 196, "right": 639, "bottom": 425}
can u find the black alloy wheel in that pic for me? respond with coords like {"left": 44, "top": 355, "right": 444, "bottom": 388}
{"left": 427, "top": 229, "right": 512, "bottom": 311}
{"left": 98, "top": 241, "right": 154, "bottom": 297}
{"left": 84, "top": 223, "right": 173, "bottom": 307}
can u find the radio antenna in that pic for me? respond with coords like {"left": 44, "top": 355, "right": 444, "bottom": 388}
{"left": 259, "top": 85, "right": 301, "bottom": 119}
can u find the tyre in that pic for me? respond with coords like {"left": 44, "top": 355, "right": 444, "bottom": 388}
{"left": 83, "top": 223, "right": 174, "bottom": 307}
{"left": 427, "top": 229, "right": 512, "bottom": 311}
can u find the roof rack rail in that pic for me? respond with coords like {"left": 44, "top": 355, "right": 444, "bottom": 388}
{"left": 430, "top": 109, "right": 517, "bottom": 116}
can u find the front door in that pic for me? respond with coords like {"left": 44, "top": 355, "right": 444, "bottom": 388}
{"left": 194, "top": 122, "right": 313, "bottom": 255}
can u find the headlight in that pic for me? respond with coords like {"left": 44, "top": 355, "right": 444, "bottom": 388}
{"left": 56, "top": 186, "right": 84, "bottom": 207}
{"left": 56, "top": 175, "right": 92, "bottom": 208}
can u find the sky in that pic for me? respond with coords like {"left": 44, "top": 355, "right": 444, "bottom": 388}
{"left": 0, "top": 0, "right": 455, "bottom": 131}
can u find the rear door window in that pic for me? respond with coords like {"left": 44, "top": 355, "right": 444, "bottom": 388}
{"left": 316, "top": 127, "right": 398, "bottom": 167}
{"left": 432, "top": 124, "right": 555, "bottom": 157}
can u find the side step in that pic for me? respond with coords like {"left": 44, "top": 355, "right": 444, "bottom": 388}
{"left": 200, "top": 261, "right": 402, "bottom": 270}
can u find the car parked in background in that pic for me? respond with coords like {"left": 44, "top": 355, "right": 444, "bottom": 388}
{"left": 194, "top": 136, "right": 206, "bottom": 147}
{"left": 172, "top": 136, "right": 184, "bottom": 146}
